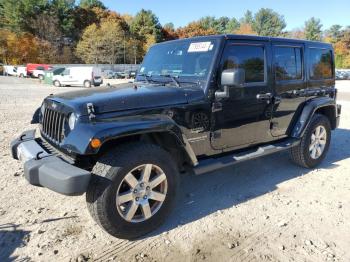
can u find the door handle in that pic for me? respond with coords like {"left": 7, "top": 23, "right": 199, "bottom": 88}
{"left": 256, "top": 93, "right": 272, "bottom": 100}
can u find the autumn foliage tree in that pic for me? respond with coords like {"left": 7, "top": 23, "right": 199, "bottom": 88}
{"left": 176, "top": 21, "right": 217, "bottom": 38}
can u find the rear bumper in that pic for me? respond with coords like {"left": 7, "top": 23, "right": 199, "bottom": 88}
{"left": 10, "top": 130, "right": 91, "bottom": 196}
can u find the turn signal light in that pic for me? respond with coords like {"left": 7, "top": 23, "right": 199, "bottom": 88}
{"left": 90, "top": 138, "right": 102, "bottom": 149}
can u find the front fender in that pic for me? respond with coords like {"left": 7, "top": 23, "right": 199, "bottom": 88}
{"left": 60, "top": 114, "right": 198, "bottom": 165}
{"left": 291, "top": 97, "right": 337, "bottom": 138}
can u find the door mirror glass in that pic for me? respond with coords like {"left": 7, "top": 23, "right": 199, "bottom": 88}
{"left": 221, "top": 68, "right": 245, "bottom": 87}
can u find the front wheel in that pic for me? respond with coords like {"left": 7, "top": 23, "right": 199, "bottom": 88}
{"left": 86, "top": 143, "right": 179, "bottom": 239}
{"left": 290, "top": 114, "right": 331, "bottom": 168}
{"left": 53, "top": 80, "right": 61, "bottom": 87}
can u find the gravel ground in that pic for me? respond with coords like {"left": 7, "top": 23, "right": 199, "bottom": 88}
{"left": 0, "top": 76, "right": 350, "bottom": 262}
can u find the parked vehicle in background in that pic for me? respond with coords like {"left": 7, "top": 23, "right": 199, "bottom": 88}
{"left": 11, "top": 35, "right": 341, "bottom": 239}
{"left": 103, "top": 69, "right": 117, "bottom": 79}
{"left": 32, "top": 67, "right": 49, "bottom": 80}
{"left": 52, "top": 66, "right": 103, "bottom": 87}
{"left": 115, "top": 70, "right": 137, "bottom": 79}
{"left": 15, "top": 66, "right": 27, "bottom": 77}
{"left": 26, "top": 64, "right": 52, "bottom": 77}
{"left": 3, "top": 65, "right": 17, "bottom": 76}
{"left": 335, "top": 69, "right": 350, "bottom": 80}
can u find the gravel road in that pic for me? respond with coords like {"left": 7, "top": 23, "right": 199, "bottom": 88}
{"left": 0, "top": 76, "right": 350, "bottom": 262}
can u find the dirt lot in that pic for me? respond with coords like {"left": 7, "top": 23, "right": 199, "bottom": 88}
{"left": 0, "top": 76, "right": 350, "bottom": 262}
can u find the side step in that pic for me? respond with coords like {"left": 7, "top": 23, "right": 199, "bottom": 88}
{"left": 193, "top": 138, "right": 300, "bottom": 175}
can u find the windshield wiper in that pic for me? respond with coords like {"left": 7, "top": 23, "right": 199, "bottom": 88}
{"left": 160, "top": 74, "right": 180, "bottom": 87}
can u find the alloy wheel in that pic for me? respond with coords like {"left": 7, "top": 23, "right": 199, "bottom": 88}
{"left": 116, "top": 164, "right": 168, "bottom": 223}
{"left": 309, "top": 125, "right": 327, "bottom": 159}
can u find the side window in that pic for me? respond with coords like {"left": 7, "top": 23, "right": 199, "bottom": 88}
{"left": 62, "top": 69, "right": 70, "bottom": 75}
{"left": 36, "top": 66, "right": 44, "bottom": 70}
{"left": 275, "top": 47, "right": 303, "bottom": 81}
{"left": 221, "top": 44, "right": 265, "bottom": 83}
{"left": 309, "top": 48, "right": 333, "bottom": 80}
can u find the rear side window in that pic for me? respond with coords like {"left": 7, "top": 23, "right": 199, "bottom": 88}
{"left": 36, "top": 66, "right": 44, "bottom": 70}
{"left": 221, "top": 44, "right": 265, "bottom": 83}
{"left": 309, "top": 48, "right": 333, "bottom": 80}
{"left": 274, "top": 47, "right": 302, "bottom": 81}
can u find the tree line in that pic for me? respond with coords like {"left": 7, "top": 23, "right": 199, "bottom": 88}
{"left": 0, "top": 1, "right": 349, "bottom": 68}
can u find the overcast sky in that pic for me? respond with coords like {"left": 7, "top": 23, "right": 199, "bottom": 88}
{"left": 102, "top": 0, "right": 349, "bottom": 30}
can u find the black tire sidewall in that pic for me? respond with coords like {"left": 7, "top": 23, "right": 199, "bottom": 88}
{"left": 92, "top": 145, "right": 179, "bottom": 238}
{"left": 302, "top": 114, "right": 331, "bottom": 167}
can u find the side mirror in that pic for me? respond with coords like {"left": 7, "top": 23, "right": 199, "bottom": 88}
{"left": 215, "top": 69, "right": 245, "bottom": 99}
{"left": 221, "top": 68, "right": 245, "bottom": 87}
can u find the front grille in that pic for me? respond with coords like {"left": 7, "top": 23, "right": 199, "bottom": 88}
{"left": 41, "top": 107, "right": 67, "bottom": 144}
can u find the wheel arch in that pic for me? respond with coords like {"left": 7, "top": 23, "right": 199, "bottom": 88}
{"left": 96, "top": 130, "right": 198, "bottom": 169}
{"left": 290, "top": 97, "right": 337, "bottom": 138}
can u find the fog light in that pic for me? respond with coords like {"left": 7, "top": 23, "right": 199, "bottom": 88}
{"left": 90, "top": 138, "right": 101, "bottom": 149}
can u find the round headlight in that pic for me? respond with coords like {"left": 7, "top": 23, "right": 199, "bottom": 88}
{"left": 40, "top": 103, "right": 46, "bottom": 116}
{"left": 68, "top": 113, "right": 76, "bottom": 130}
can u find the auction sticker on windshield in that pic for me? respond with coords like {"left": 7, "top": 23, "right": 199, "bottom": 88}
{"left": 188, "top": 42, "right": 212, "bottom": 52}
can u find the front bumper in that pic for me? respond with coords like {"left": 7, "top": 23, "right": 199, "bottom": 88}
{"left": 10, "top": 130, "right": 91, "bottom": 196}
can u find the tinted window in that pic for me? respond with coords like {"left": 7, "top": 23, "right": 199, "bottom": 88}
{"left": 275, "top": 47, "right": 302, "bottom": 81}
{"left": 36, "top": 66, "right": 44, "bottom": 70}
{"left": 309, "top": 48, "right": 333, "bottom": 80}
{"left": 222, "top": 44, "right": 265, "bottom": 83}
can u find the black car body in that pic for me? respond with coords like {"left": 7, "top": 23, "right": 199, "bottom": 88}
{"left": 11, "top": 34, "right": 341, "bottom": 239}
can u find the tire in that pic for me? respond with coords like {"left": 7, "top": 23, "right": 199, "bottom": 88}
{"left": 19, "top": 73, "right": 24, "bottom": 78}
{"left": 290, "top": 113, "right": 331, "bottom": 168}
{"left": 86, "top": 143, "right": 179, "bottom": 239}
{"left": 84, "top": 80, "right": 91, "bottom": 88}
{"left": 53, "top": 80, "right": 61, "bottom": 87}
{"left": 38, "top": 74, "right": 44, "bottom": 80}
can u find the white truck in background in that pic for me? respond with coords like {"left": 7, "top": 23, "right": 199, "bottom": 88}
{"left": 15, "top": 66, "right": 27, "bottom": 77}
{"left": 52, "top": 66, "right": 103, "bottom": 87}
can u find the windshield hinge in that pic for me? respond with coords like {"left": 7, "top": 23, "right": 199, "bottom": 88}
{"left": 87, "top": 103, "right": 96, "bottom": 121}
{"left": 212, "top": 101, "right": 222, "bottom": 112}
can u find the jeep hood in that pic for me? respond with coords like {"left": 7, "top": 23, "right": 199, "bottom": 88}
{"left": 46, "top": 82, "right": 205, "bottom": 115}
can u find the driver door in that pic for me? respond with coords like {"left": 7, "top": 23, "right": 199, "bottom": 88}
{"left": 211, "top": 40, "right": 274, "bottom": 150}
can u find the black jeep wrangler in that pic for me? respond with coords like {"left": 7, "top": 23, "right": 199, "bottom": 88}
{"left": 11, "top": 35, "right": 341, "bottom": 239}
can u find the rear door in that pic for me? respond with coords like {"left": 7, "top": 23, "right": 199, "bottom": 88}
{"left": 270, "top": 42, "right": 306, "bottom": 137}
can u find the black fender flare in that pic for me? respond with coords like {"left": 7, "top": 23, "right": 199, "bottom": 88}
{"left": 31, "top": 107, "right": 40, "bottom": 124}
{"left": 87, "top": 114, "right": 198, "bottom": 166}
{"left": 290, "top": 97, "right": 337, "bottom": 138}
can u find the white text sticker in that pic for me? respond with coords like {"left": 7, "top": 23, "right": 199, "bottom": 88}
{"left": 188, "top": 42, "right": 212, "bottom": 53}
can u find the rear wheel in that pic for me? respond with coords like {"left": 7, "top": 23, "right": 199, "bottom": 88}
{"left": 290, "top": 114, "right": 331, "bottom": 168}
{"left": 84, "top": 80, "right": 91, "bottom": 88}
{"left": 38, "top": 74, "right": 44, "bottom": 80}
{"left": 86, "top": 143, "right": 179, "bottom": 239}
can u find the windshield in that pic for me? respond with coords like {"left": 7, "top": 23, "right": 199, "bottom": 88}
{"left": 137, "top": 39, "right": 219, "bottom": 84}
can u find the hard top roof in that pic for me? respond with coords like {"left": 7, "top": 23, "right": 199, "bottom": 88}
{"left": 156, "top": 34, "right": 332, "bottom": 48}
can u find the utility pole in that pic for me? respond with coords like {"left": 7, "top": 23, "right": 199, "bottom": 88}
{"left": 123, "top": 31, "right": 126, "bottom": 71}
{"left": 133, "top": 46, "right": 137, "bottom": 65}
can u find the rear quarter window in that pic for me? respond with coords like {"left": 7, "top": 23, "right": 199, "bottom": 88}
{"left": 309, "top": 48, "right": 333, "bottom": 80}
